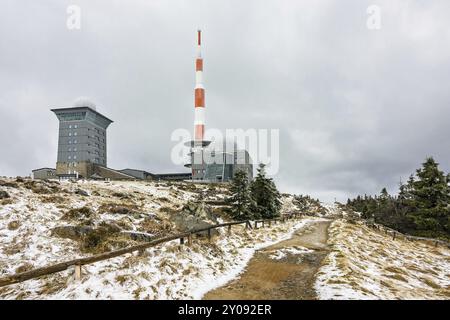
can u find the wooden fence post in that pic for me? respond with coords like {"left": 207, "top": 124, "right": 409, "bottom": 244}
{"left": 187, "top": 234, "right": 192, "bottom": 246}
{"left": 208, "top": 228, "right": 211, "bottom": 242}
{"left": 254, "top": 221, "right": 258, "bottom": 229}
{"left": 74, "top": 264, "right": 82, "bottom": 281}
{"left": 180, "top": 237, "right": 184, "bottom": 245}
{"left": 268, "top": 220, "right": 271, "bottom": 227}
{"left": 228, "top": 225, "right": 232, "bottom": 234}
{"left": 262, "top": 221, "right": 265, "bottom": 228}
{"left": 392, "top": 232, "right": 396, "bottom": 240}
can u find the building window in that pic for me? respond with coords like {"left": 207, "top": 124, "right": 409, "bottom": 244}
{"left": 68, "top": 147, "right": 72, "bottom": 152}
{"left": 68, "top": 140, "right": 72, "bottom": 144}
{"left": 69, "top": 132, "right": 72, "bottom": 136}
{"left": 74, "top": 140, "right": 77, "bottom": 144}
{"left": 74, "top": 132, "right": 77, "bottom": 136}
{"left": 73, "top": 155, "right": 77, "bottom": 160}
{"left": 68, "top": 156, "right": 72, "bottom": 160}
{"left": 73, "top": 147, "right": 77, "bottom": 152}
{"left": 69, "top": 125, "right": 72, "bottom": 129}
{"left": 74, "top": 162, "right": 77, "bottom": 167}
{"left": 74, "top": 125, "right": 78, "bottom": 129}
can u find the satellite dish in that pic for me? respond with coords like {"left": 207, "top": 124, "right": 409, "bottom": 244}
{"left": 73, "top": 97, "right": 97, "bottom": 110}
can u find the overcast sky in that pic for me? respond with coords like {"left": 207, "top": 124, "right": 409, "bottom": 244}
{"left": 1, "top": 0, "right": 449, "bottom": 202}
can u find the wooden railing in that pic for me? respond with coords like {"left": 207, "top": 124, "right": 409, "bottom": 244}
{"left": 367, "top": 222, "right": 450, "bottom": 248}
{"left": 0, "top": 213, "right": 302, "bottom": 288}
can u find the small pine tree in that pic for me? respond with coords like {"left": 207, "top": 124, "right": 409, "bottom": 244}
{"left": 250, "top": 163, "right": 282, "bottom": 219}
{"left": 226, "top": 170, "right": 256, "bottom": 220}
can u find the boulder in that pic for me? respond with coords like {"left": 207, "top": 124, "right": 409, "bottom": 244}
{"left": 51, "top": 225, "right": 94, "bottom": 240}
{"left": 172, "top": 201, "right": 220, "bottom": 236}
{"left": 75, "top": 189, "right": 89, "bottom": 196}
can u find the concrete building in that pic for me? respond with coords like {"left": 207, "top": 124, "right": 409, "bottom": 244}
{"left": 51, "top": 100, "right": 112, "bottom": 178}
{"left": 119, "top": 169, "right": 155, "bottom": 180}
{"left": 31, "top": 168, "right": 56, "bottom": 180}
{"left": 187, "top": 148, "right": 253, "bottom": 182}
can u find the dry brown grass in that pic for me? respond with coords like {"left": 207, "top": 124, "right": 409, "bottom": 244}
{"left": 115, "top": 274, "right": 129, "bottom": 285}
{"left": 61, "top": 206, "right": 94, "bottom": 220}
{"left": 422, "top": 277, "right": 441, "bottom": 289}
{"left": 40, "top": 195, "right": 67, "bottom": 204}
{"left": 7, "top": 220, "right": 20, "bottom": 230}
{"left": 138, "top": 217, "right": 172, "bottom": 235}
{"left": 1, "top": 198, "right": 13, "bottom": 205}
{"left": 384, "top": 266, "right": 407, "bottom": 275}
{"left": 97, "top": 202, "right": 140, "bottom": 215}
{"left": 385, "top": 273, "right": 408, "bottom": 282}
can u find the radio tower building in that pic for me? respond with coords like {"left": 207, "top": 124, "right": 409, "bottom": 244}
{"left": 185, "top": 30, "right": 253, "bottom": 182}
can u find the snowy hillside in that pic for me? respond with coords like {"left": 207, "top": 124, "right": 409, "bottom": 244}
{"left": 0, "top": 178, "right": 310, "bottom": 299}
{"left": 315, "top": 219, "right": 450, "bottom": 299}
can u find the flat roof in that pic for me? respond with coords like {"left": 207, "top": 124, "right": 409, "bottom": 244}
{"left": 32, "top": 167, "right": 56, "bottom": 172}
{"left": 155, "top": 173, "right": 192, "bottom": 176}
{"left": 50, "top": 106, "right": 113, "bottom": 123}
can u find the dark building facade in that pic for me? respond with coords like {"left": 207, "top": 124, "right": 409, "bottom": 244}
{"left": 51, "top": 105, "right": 113, "bottom": 178}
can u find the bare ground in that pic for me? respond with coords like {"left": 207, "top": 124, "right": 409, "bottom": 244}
{"left": 203, "top": 220, "right": 332, "bottom": 300}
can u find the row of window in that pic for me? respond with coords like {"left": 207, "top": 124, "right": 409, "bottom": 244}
{"left": 65, "top": 159, "right": 105, "bottom": 165}
{"left": 68, "top": 132, "right": 78, "bottom": 136}
{"left": 67, "top": 125, "right": 105, "bottom": 137}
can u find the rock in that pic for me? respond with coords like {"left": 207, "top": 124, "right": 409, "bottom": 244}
{"left": 51, "top": 225, "right": 94, "bottom": 240}
{"left": 75, "top": 189, "right": 89, "bottom": 196}
{"left": 172, "top": 201, "right": 220, "bottom": 236}
{"left": 0, "top": 190, "right": 10, "bottom": 199}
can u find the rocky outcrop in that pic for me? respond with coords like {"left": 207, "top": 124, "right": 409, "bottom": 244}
{"left": 172, "top": 201, "right": 220, "bottom": 236}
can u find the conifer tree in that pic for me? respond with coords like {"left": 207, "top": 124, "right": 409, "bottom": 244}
{"left": 250, "top": 163, "right": 282, "bottom": 219}
{"left": 226, "top": 169, "right": 255, "bottom": 220}
{"left": 409, "top": 157, "right": 450, "bottom": 232}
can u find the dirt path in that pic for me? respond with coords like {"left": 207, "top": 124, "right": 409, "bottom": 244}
{"left": 203, "top": 219, "right": 332, "bottom": 300}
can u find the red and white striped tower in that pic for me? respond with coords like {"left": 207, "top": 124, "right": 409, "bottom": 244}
{"left": 194, "top": 29, "right": 205, "bottom": 142}
{"left": 185, "top": 30, "right": 210, "bottom": 179}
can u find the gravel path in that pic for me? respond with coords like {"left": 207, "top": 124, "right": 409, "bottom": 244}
{"left": 203, "top": 219, "right": 332, "bottom": 300}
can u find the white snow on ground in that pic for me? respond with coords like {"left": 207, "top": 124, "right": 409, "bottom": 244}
{"left": 315, "top": 219, "right": 450, "bottom": 300}
{"left": 268, "top": 246, "right": 314, "bottom": 261}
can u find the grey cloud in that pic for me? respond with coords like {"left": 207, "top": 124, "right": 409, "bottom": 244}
{"left": 1, "top": 0, "right": 450, "bottom": 202}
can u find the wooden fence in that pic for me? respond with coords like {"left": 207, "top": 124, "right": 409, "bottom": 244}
{"left": 0, "top": 213, "right": 301, "bottom": 288}
{"left": 367, "top": 222, "right": 450, "bottom": 248}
